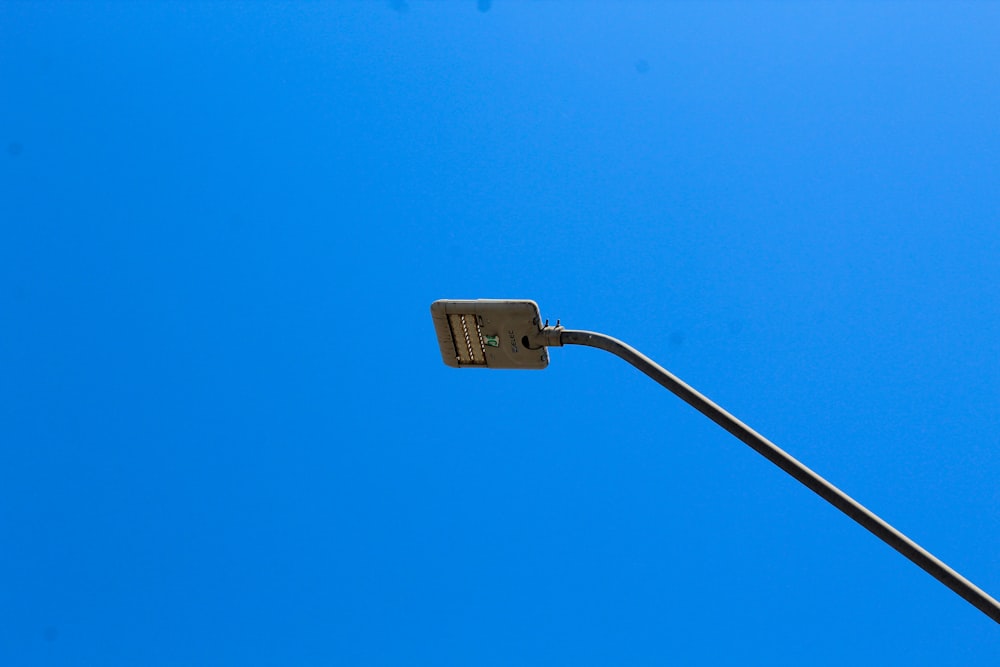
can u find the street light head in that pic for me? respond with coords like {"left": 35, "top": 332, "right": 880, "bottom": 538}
{"left": 430, "top": 299, "right": 553, "bottom": 369}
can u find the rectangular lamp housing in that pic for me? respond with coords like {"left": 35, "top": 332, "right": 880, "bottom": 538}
{"left": 430, "top": 299, "right": 549, "bottom": 369}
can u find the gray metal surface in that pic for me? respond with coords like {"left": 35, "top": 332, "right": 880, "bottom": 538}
{"left": 559, "top": 328, "right": 1000, "bottom": 624}
{"left": 430, "top": 300, "right": 550, "bottom": 369}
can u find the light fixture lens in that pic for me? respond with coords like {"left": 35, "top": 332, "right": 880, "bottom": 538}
{"left": 447, "top": 313, "right": 486, "bottom": 365}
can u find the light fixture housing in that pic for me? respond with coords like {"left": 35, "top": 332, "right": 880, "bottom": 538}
{"left": 430, "top": 299, "right": 550, "bottom": 369}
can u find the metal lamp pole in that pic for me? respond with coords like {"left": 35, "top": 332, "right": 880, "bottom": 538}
{"left": 557, "top": 328, "right": 1000, "bottom": 624}
{"left": 430, "top": 299, "right": 1000, "bottom": 624}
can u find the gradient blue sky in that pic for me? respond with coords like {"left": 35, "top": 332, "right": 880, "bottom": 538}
{"left": 3, "top": 2, "right": 1000, "bottom": 664}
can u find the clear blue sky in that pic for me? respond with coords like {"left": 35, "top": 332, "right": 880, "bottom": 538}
{"left": 3, "top": 2, "right": 999, "bottom": 664}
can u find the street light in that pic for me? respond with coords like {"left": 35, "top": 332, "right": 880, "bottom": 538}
{"left": 430, "top": 298, "right": 1000, "bottom": 624}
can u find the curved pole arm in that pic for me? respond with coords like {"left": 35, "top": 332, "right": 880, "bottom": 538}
{"left": 557, "top": 328, "right": 1000, "bottom": 624}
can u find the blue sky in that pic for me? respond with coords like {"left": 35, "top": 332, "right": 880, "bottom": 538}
{"left": 3, "top": 2, "right": 999, "bottom": 664}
